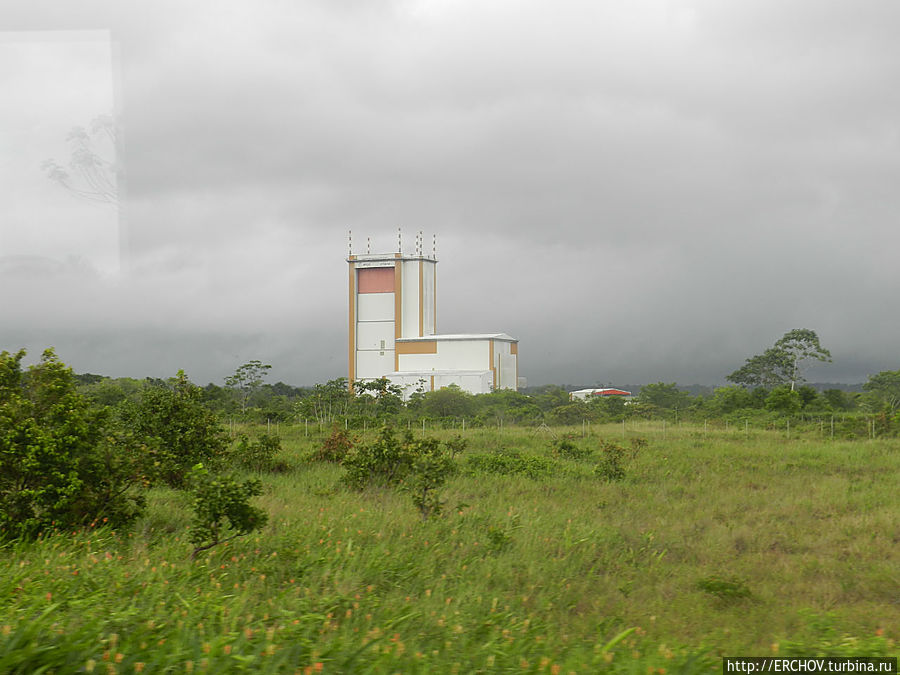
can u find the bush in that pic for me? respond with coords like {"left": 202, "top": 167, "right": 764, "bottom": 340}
{"left": 188, "top": 464, "right": 268, "bottom": 559}
{"left": 406, "top": 437, "right": 456, "bottom": 519}
{"left": 550, "top": 436, "right": 594, "bottom": 461}
{"left": 465, "top": 451, "right": 556, "bottom": 479}
{"left": 340, "top": 426, "right": 458, "bottom": 518}
{"left": 117, "top": 371, "right": 228, "bottom": 488}
{"left": 0, "top": 349, "right": 146, "bottom": 540}
{"left": 341, "top": 425, "right": 414, "bottom": 491}
{"left": 594, "top": 441, "right": 627, "bottom": 482}
{"left": 232, "top": 432, "right": 286, "bottom": 472}
{"left": 313, "top": 426, "right": 354, "bottom": 463}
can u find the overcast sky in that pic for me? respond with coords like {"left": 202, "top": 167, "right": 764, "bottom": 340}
{"left": 1, "top": 0, "right": 898, "bottom": 388}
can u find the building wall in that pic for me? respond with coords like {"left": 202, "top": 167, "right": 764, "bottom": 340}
{"left": 397, "top": 338, "right": 490, "bottom": 372}
{"left": 389, "top": 370, "right": 495, "bottom": 397}
{"left": 398, "top": 258, "right": 436, "bottom": 339}
{"left": 349, "top": 250, "right": 516, "bottom": 396}
{"left": 351, "top": 254, "right": 438, "bottom": 383}
{"left": 396, "top": 337, "right": 518, "bottom": 393}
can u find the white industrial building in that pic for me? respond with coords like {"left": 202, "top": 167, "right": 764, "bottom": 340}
{"left": 348, "top": 236, "right": 518, "bottom": 397}
{"left": 569, "top": 388, "right": 633, "bottom": 401}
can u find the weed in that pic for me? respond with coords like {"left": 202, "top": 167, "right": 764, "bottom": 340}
{"left": 696, "top": 575, "right": 752, "bottom": 603}
{"left": 594, "top": 441, "right": 627, "bottom": 481}
{"left": 464, "top": 451, "right": 556, "bottom": 479}
{"left": 550, "top": 435, "right": 594, "bottom": 461}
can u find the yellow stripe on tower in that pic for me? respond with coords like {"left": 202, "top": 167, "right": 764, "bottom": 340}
{"left": 394, "top": 256, "right": 402, "bottom": 371}
{"left": 348, "top": 259, "right": 356, "bottom": 391}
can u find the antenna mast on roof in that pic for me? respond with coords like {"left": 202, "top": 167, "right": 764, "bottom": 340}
{"left": 366, "top": 237, "right": 370, "bottom": 254}
{"left": 348, "top": 230, "right": 352, "bottom": 256}
{"left": 397, "top": 227, "right": 402, "bottom": 253}
{"left": 432, "top": 234, "right": 436, "bottom": 258}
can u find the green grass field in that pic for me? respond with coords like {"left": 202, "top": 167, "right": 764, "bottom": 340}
{"left": 1, "top": 423, "right": 896, "bottom": 673}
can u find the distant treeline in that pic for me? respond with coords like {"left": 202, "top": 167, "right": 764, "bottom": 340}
{"left": 69, "top": 369, "right": 899, "bottom": 434}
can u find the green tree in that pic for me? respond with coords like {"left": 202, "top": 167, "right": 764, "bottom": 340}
{"left": 823, "top": 389, "right": 857, "bottom": 411}
{"left": 533, "top": 386, "right": 570, "bottom": 412}
{"left": 727, "top": 329, "right": 831, "bottom": 391}
{"left": 708, "top": 386, "right": 757, "bottom": 414}
{"left": 796, "top": 385, "right": 822, "bottom": 409}
{"left": 862, "top": 369, "right": 900, "bottom": 414}
{"left": 119, "top": 371, "right": 228, "bottom": 488}
{"left": 0, "top": 349, "right": 145, "bottom": 539}
{"left": 637, "top": 382, "right": 693, "bottom": 410}
{"left": 726, "top": 348, "right": 793, "bottom": 389}
{"left": 225, "top": 360, "right": 272, "bottom": 413}
{"left": 296, "top": 378, "right": 353, "bottom": 425}
{"left": 765, "top": 386, "right": 802, "bottom": 414}
{"left": 419, "top": 384, "right": 476, "bottom": 419}
{"left": 355, "top": 377, "right": 404, "bottom": 419}
{"left": 774, "top": 329, "right": 832, "bottom": 391}
{"left": 590, "top": 395, "right": 628, "bottom": 422}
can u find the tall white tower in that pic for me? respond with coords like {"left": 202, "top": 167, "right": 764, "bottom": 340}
{"left": 348, "top": 249, "right": 437, "bottom": 387}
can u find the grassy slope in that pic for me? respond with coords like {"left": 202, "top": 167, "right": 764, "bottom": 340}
{"left": 0, "top": 423, "right": 896, "bottom": 673}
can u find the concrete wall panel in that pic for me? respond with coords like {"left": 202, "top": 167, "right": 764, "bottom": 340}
{"left": 357, "top": 321, "right": 395, "bottom": 351}
{"left": 357, "top": 293, "right": 394, "bottom": 322}
{"left": 356, "top": 350, "right": 395, "bottom": 380}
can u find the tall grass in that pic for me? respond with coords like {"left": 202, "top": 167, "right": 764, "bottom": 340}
{"left": 0, "top": 423, "right": 895, "bottom": 672}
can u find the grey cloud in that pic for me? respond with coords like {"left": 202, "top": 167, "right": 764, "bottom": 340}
{"left": 2, "top": 0, "right": 898, "bottom": 387}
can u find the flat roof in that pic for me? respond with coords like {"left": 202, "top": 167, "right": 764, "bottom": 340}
{"left": 348, "top": 253, "right": 437, "bottom": 265}
{"left": 396, "top": 333, "right": 517, "bottom": 342}
{"left": 387, "top": 369, "right": 493, "bottom": 377}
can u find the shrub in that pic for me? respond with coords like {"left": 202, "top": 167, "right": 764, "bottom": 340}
{"left": 594, "top": 441, "right": 627, "bottom": 482}
{"left": 341, "top": 425, "right": 414, "bottom": 491}
{"left": 232, "top": 432, "right": 286, "bottom": 472}
{"left": 444, "top": 434, "right": 468, "bottom": 459}
{"left": 340, "top": 426, "right": 458, "bottom": 519}
{"left": 0, "top": 348, "right": 146, "bottom": 539}
{"left": 629, "top": 437, "right": 648, "bottom": 457}
{"left": 550, "top": 435, "right": 594, "bottom": 461}
{"left": 188, "top": 464, "right": 268, "bottom": 559}
{"left": 465, "top": 451, "right": 556, "bottom": 479}
{"left": 117, "top": 371, "right": 228, "bottom": 488}
{"left": 407, "top": 437, "right": 456, "bottom": 520}
{"left": 313, "top": 426, "right": 354, "bottom": 463}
